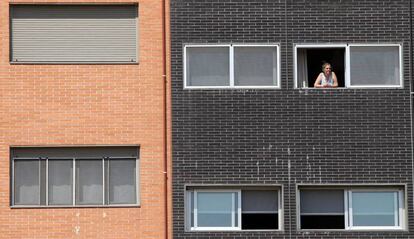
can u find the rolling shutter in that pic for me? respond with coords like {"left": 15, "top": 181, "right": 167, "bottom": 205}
{"left": 10, "top": 5, "right": 138, "bottom": 63}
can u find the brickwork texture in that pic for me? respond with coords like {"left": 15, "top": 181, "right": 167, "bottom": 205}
{"left": 0, "top": 0, "right": 169, "bottom": 238}
{"left": 171, "top": 0, "right": 414, "bottom": 238}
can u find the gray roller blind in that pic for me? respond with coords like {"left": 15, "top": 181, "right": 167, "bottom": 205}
{"left": 300, "top": 190, "right": 344, "bottom": 214}
{"left": 234, "top": 47, "right": 278, "bottom": 86}
{"left": 76, "top": 159, "right": 103, "bottom": 205}
{"left": 48, "top": 159, "right": 73, "bottom": 205}
{"left": 186, "top": 47, "right": 230, "bottom": 86}
{"left": 108, "top": 159, "right": 136, "bottom": 204}
{"left": 14, "top": 160, "right": 40, "bottom": 205}
{"left": 349, "top": 45, "right": 400, "bottom": 86}
{"left": 242, "top": 190, "right": 278, "bottom": 213}
{"left": 10, "top": 5, "right": 138, "bottom": 63}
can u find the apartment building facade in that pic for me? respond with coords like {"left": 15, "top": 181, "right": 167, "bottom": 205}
{"left": 1, "top": 0, "right": 170, "bottom": 238}
{"left": 171, "top": 0, "right": 414, "bottom": 238}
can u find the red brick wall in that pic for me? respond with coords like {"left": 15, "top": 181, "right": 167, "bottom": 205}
{"left": 0, "top": 0, "right": 170, "bottom": 238}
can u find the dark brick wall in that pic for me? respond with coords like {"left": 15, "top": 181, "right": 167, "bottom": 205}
{"left": 171, "top": 0, "right": 413, "bottom": 238}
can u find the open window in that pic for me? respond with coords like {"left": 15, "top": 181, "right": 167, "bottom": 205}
{"left": 295, "top": 44, "right": 402, "bottom": 88}
{"left": 298, "top": 187, "right": 405, "bottom": 230}
{"left": 186, "top": 187, "right": 281, "bottom": 231}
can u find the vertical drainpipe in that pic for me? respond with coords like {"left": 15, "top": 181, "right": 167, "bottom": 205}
{"left": 162, "top": 0, "right": 169, "bottom": 237}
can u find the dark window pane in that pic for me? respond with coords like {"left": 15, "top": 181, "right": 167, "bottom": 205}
{"left": 242, "top": 213, "right": 278, "bottom": 229}
{"left": 76, "top": 159, "right": 103, "bottom": 205}
{"left": 234, "top": 47, "right": 278, "bottom": 86}
{"left": 186, "top": 47, "right": 230, "bottom": 86}
{"left": 301, "top": 215, "right": 345, "bottom": 229}
{"left": 14, "top": 160, "right": 40, "bottom": 205}
{"left": 48, "top": 159, "right": 73, "bottom": 205}
{"left": 300, "top": 190, "right": 344, "bottom": 214}
{"left": 109, "top": 159, "right": 136, "bottom": 204}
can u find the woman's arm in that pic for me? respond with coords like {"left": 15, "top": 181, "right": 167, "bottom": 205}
{"left": 314, "top": 73, "right": 323, "bottom": 88}
{"left": 331, "top": 72, "right": 338, "bottom": 87}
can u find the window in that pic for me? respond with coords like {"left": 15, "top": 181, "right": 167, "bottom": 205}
{"left": 186, "top": 188, "right": 280, "bottom": 231}
{"left": 299, "top": 187, "right": 405, "bottom": 230}
{"left": 11, "top": 147, "right": 139, "bottom": 207}
{"left": 295, "top": 44, "right": 402, "bottom": 88}
{"left": 10, "top": 5, "right": 138, "bottom": 63}
{"left": 184, "top": 44, "right": 280, "bottom": 89}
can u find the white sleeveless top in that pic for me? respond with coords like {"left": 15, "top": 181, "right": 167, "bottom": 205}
{"left": 320, "top": 73, "right": 334, "bottom": 86}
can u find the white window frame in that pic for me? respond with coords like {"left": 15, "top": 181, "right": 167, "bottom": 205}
{"left": 184, "top": 44, "right": 281, "bottom": 89}
{"left": 11, "top": 156, "right": 139, "bottom": 207}
{"left": 346, "top": 189, "right": 404, "bottom": 230}
{"left": 186, "top": 188, "right": 282, "bottom": 231}
{"left": 188, "top": 189, "right": 241, "bottom": 231}
{"left": 298, "top": 187, "right": 405, "bottom": 231}
{"left": 294, "top": 43, "right": 403, "bottom": 89}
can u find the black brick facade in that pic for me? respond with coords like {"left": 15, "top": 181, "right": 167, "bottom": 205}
{"left": 171, "top": 0, "right": 414, "bottom": 238}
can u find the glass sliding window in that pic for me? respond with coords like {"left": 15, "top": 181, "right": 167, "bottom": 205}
{"left": 186, "top": 47, "right": 230, "bottom": 87}
{"left": 196, "top": 191, "right": 239, "bottom": 229}
{"left": 48, "top": 159, "right": 73, "bottom": 205}
{"left": 108, "top": 159, "right": 136, "bottom": 204}
{"left": 349, "top": 191, "right": 401, "bottom": 228}
{"left": 299, "top": 187, "right": 405, "bottom": 230}
{"left": 184, "top": 44, "right": 280, "bottom": 88}
{"left": 300, "top": 190, "right": 345, "bottom": 229}
{"left": 241, "top": 190, "right": 279, "bottom": 229}
{"left": 234, "top": 46, "right": 278, "bottom": 86}
{"left": 76, "top": 159, "right": 103, "bottom": 205}
{"left": 11, "top": 147, "right": 139, "bottom": 207}
{"left": 349, "top": 46, "right": 400, "bottom": 87}
{"left": 14, "top": 160, "right": 40, "bottom": 205}
{"left": 295, "top": 44, "right": 402, "bottom": 88}
{"left": 187, "top": 188, "right": 280, "bottom": 231}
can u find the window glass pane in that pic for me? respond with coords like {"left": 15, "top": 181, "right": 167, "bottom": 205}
{"left": 350, "top": 46, "right": 400, "bottom": 86}
{"left": 352, "top": 192, "right": 397, "bottom": 226}
{"left": 197, "top": 192, "right": 235, "bottom": 227}
{"left": 48, "top": 159, "right": 73, "bottom": 205}
{"left": 14, "top": 160, "right": 40, "bottom": 205}
{"left": 234, "top": 47, "right": 278, "bottom": 86}
{"left": 76, "top": 159, "right": 103, "bottom": 205}
{"left": 242, "top": 190, "right": 278, "bottom": 212}
{"left": 300, "top": 190, "right": 344, "bottom": 214}
{"left": 109, "top": 159, "right": 136, "bottom": 204}
{"left": 186, "top": 47, "right": 229, "bottom": 86}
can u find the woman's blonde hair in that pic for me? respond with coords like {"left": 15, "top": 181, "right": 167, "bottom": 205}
{"left": 322, "top": 62, "right": 331, "bottom": 71}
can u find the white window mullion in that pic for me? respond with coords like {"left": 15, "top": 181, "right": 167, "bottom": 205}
{"left": 345, "top": 45, "right": 351, "bottom": 87}
{"left": 344, "top": 190, "right": 349, "bottom": 229}
{"left": 399, "top": 191, "right": 404, "bottom": 228}
{"left": 229, "top": 45, "right": 234, "bottom": 87}
{"left": 237, "top": 191, "right": 242, "bottom": 228}
{"left": 348, "top": 191, "right": 353, "bottom": 228}
{"left": 194, "top": 191, "right": 198, "bottom": 228}
{"left": 394, "top": 192, "right": 399, "bottom": 226}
